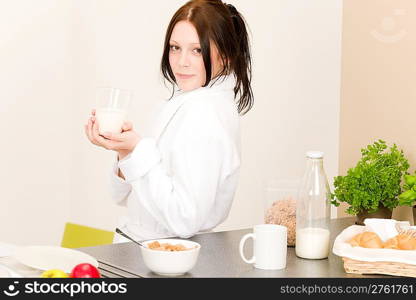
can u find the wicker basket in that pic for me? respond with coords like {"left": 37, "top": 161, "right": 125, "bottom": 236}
{"left": 343, "top": 257, "right": 416, "bottom": 277}
{"left": 334, "top": 224, "right": 416, "bottom": 278}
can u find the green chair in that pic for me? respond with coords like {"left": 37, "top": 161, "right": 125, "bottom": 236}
{"left": 61, "top": 223, "right": 115, "bottom": 248}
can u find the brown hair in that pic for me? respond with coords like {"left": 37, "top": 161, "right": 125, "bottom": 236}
{"left": 161, "top": 0, "right": 253, "bottom": 115}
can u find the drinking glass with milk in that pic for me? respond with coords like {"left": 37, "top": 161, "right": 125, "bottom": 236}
{"left": 295, "top": 151, "right": 331, "bottom": 260}
{"left": 95, "top": 87, "right": 133, "bottom": 136}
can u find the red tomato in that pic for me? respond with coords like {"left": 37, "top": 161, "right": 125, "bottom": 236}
{"left": 70, "top": 263, "right": 101, "bottom": 278}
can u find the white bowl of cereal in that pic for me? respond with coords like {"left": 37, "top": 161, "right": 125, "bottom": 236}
{"left": 140, "top": 239, "right": 201, "bottom": 276}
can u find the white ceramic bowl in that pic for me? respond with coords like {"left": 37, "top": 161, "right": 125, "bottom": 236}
{"left": 140, "top": 239, "right": 201, "bottom": 276}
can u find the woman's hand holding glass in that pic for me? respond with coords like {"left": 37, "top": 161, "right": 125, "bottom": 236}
{"left": 85, "top": 109, "right": 141, "bottom": 160}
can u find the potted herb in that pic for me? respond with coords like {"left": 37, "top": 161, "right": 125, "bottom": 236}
{"left": 398, "top": 173, "right": 416, "bottom": 225}
{"left": 331, "top": 140, "right": 410, "bottom": 225}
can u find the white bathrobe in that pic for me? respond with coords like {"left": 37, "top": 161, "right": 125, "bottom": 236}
{"left": 109, "top": 75, "right": 241, "bottom": 243}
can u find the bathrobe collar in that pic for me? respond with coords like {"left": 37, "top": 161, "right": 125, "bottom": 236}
{"left": 151, "top": 74, "right": 236, "bottom": 141}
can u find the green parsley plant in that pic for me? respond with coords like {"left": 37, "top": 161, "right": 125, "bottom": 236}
{"left": 331, "top": 140, "right": 410, "bottom": 215}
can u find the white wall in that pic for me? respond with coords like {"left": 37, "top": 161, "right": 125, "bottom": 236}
{"left": 0, "top": 0, "right": 73, "bottom": 245}
{"left": 0, "top": 0, "right": 342, "bottom": 245}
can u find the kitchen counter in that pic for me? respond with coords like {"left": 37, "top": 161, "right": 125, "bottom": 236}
{"left": 79, "top": 217, "right": 391, "bottom": 278}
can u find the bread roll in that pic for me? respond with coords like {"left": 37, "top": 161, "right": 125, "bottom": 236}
{"left": 384, "top": 234, "right": 416, "bottom": 250}
{"left": 383, "top": 236, "right": 399, "bottom": 249}
{"left": 349, "top": 231, "right": 416, "bottom": 250}
{"left": 348, "top": 233, "right": 362, "bottom": 247}
{"left": 360, "top": 232, "right": 384, "bottom": 248}
{"left": 348, "top": 232, "right": 384, "bottom": 249}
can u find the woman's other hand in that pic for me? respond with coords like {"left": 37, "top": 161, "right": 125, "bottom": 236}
{"left": 85, "top": 109, "right": 141, "bottom": 160}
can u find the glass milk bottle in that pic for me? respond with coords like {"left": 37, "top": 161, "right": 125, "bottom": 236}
{"left": 295, "top": 151, "right": 331, "bottom": 259}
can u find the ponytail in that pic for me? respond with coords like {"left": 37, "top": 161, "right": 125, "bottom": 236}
{"left": 224, "top": 3, "right": 253, "bottom": 115}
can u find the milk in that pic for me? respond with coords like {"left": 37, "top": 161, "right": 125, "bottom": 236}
{"left": 95, "top": 108, "right": 127, "bottom": 135}
{"left": 295, "top": 227, "right": 330, "bottom": 259}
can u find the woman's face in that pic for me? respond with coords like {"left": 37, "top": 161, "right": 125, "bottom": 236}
{"left": 169, "top": 20, "right": 223, "bottom": 92}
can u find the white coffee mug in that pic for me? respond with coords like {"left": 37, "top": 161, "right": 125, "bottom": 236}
{"left": 239, "top": 224, "right": 287, "bottom": 270}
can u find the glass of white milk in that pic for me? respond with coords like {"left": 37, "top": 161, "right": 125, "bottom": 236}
{"left": 95, "top": 87, "right": 133, "bottom": 136}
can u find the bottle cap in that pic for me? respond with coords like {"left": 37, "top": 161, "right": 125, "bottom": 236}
{"left": 306, "top": 151, "right": 324, "bottom": 159}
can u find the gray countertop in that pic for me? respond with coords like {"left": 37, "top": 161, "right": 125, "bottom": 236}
{"left": 79, "top": 217, "right": 391, "bottom": 278}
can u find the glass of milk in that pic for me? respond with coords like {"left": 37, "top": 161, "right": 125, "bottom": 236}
{"left": 295, "top": 151, "right": 331, "bottom": 260}
{"left": 95, "top": 87, "right": 133, "bottom": 136}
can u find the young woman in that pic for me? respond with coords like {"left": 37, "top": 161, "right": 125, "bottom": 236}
{"left": 85, "top": 0, "right": 253, "bottom": 242}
